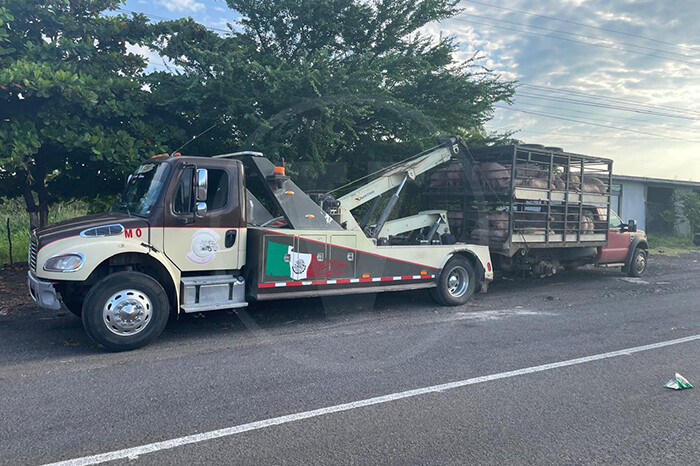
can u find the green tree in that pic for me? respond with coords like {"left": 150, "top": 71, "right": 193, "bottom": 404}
{"left": 677, "top": 191, "right": 700, "bottom": 235}
{"left": 149, "top": 0, "right": 514, "bottom": 189}
{"left": 0, "top": 0, "right": 162, "bottom": 229}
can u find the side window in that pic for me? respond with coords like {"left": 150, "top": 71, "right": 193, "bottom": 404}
{"left": 206, "top": 169, "right": 229, "bottom": 211}
{"left": 173, "top": 167, "right": 194, "bottom": 215}
{"left": 609, "top": 211, "right": 623, "bottom": 229}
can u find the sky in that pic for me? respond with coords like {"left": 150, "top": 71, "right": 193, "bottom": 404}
{"left": 123, "top": 0, "right": 700, "bottom": 181}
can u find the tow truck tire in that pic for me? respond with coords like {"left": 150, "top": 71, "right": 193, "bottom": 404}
{"left": 81, "top": 271, "right": 170, "bottom": 351}
{"left": 430, "top": 256, "right": 477, "bottom": 306}
{"left": 627, "top": 248, "right": 648, "bottom": 277}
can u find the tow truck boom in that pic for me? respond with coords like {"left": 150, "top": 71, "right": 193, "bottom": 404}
{"left": 337, "top": 137, "right": 463, "bottom": 237}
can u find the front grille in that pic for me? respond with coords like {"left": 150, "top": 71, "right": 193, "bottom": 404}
{"left": 29, "top": 233, "right": 38, "bottom": 271}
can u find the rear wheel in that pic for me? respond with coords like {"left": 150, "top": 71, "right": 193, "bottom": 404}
{"left": 627, "top": 248, "right": 648, "bottom": 277}
{"left": 82, "top": 271, "right": 170, "bottom": 351}
{"left": 430, "top": 256, "right": 477, "bottom": 306}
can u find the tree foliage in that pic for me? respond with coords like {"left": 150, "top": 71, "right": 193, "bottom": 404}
{"left": 677, "top": 191, "right": 700, "bottom": 235}
{"left": 149, "top": 0, "right": 514, "bottom": 189}
{"left": 0, "top": 0, "right": 515, "bottom": 230}
{"left": 0, "top": 0, "right": 161, "bottom": 228}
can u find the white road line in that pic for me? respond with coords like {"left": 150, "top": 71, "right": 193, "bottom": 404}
{"left": 43, "top": 334, "right": 700, "bottom": 466}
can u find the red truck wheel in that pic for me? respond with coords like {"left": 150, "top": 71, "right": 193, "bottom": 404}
{"left": 81, "top": 271, "right": 170, "bottom": 351}
{"left": 430, "top": 256, "right": 477, "bottom": 306}
{"left": 627, "top": 248, "right": 648, "bottom": 277}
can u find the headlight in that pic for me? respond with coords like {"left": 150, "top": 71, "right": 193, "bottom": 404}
{"left": 43, "top": 253, "right": 85, "bottom": 272}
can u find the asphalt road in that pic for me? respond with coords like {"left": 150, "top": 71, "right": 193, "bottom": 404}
{"left": 1, "top": 253, "right": 699, "bottom": 465}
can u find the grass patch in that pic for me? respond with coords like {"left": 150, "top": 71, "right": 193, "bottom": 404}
{"left": 647, "top": 234, "right": 700, "bottom": 256}
{"left": 0, "top": 197, "right": 91, "bottom": 265}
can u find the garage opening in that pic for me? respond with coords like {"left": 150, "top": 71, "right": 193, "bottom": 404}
{"left": 646, "top": 185, "right": 675, "bottom": 234}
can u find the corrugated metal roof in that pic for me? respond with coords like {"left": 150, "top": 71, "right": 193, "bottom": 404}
{"left": 612, "top": 174, "right": 700, "bottom": 189}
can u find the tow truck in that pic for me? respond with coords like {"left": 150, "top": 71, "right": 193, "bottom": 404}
{"left": 27, "top": 137, "right": 493, "bottom": 350}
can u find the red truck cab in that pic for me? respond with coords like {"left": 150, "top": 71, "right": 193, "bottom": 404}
{"left": 593, "top": 207, "right": 648, "bottom": 276}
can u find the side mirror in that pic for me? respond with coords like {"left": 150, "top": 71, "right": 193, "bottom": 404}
{"left": 196, "top": 169, "right": 208, "bottom": 202}
{"left": 627, "top": 219, "right": 637, "bottom": 233}
{"left": 196, "top": 201, "right": 207, "bottom": 218}
{"left": 125, "top": 174, "right": 133, "bottom": 187}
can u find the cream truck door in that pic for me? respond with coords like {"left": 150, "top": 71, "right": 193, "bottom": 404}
{"left": 162, "top": 162, "right": 246, "bottom": 272}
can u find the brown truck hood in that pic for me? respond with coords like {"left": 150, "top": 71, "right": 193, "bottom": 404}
{"left": 34, "top": 213, "right": 149, "bottom": 249}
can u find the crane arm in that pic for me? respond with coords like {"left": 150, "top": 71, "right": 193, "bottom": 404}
{"left": 336, "top": 137, "right": 465, "bottom": 231}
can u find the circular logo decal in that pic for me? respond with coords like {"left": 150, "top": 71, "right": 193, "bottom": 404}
{"left": 186, "top": 229, "right": 221, "bottom": 264}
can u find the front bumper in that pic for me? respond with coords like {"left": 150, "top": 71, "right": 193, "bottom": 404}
{"left": 27, "top": 271, "right": 62, "bottom": 310}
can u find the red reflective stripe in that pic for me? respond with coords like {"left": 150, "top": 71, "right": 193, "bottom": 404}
{"left": 257, "top": 274, "right": 436, "bottom": 289}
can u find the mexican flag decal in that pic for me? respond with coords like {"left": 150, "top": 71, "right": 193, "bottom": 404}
{"left": 265, "top": 240, "right": 312, "bottom": 280}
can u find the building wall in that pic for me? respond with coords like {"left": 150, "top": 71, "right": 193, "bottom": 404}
{"left": 618, "top": 180, "right": 647, "bottom": 231}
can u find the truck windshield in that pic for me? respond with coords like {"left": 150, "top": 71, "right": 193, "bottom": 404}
{"left": 112, "top": 163, "right": 171, "bottom": 217}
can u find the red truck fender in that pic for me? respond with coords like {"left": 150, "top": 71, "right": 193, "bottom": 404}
{"left": 621, "top": 237, "right": 649, "bottom": 274}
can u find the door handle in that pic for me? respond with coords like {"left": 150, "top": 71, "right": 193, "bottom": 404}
{"left": 225, "top": 230, "right": 237, "bottom": 248}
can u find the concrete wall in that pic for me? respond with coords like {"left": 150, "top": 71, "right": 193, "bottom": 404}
{"left": 619, "top": 180, "right": 647, "bottom": 231}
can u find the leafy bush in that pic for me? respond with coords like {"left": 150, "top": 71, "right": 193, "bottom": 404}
{"left": 0, "top": 197, "right": 90, "bottom": 264}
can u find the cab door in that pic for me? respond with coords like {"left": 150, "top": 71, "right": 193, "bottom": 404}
{"left": 162, "top": 160, "right": 246, "bottom": 272}
{"left": 598, "top": 210, "right": 630, "bottom": 263}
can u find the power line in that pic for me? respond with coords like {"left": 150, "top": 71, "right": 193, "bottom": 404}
{"left": 515, "top": 92, "right": 699, "bottom": 122}
{"left": 459, "top": 0, "right": 700, "bottom": 53}
{"left": 519, "top": 84, "right": 700, "bottom": 117}
{"left": 458, "top": 12, "right": 700, "bottom": 60}
{"left": 452, "top": 18, "right": 700, "bottom": 67}
{"left": 493, "top": 128, "right": 669, "bottom": 141}
{"left": 494, "top": 106, "right": 700, "bottom": 143}
{"left": 508, "top": 101, "right": 700, "bottom": 136}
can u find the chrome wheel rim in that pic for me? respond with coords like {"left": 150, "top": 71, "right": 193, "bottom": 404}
{"left": 103, "top": 289, "right": 152, "bottom": 336}
{"left": 635, "top": 253, "right": 646, "bottom": 274}
{"left": 446, "top": 266, "right": 469, "bottom": 297}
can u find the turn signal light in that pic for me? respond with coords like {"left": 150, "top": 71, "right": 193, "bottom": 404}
{"left": 361, "top": 273, "right": 371, "bottom": 279}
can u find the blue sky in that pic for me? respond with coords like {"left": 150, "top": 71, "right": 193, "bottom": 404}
{"left": 123, "top": 0, "right": 700, "bottom": 181}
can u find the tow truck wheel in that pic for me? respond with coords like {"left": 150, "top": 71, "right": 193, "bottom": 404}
{"left": 627, "top": 248, "right": 648, "bottom": 277}
{"left": 81, "top": 271, "right": 170, "bottom": 351}
{"left": 430, "top": 256, "right": 477, "bottom": 306}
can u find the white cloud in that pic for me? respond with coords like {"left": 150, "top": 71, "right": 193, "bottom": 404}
{"left": 126, "top": 42, "right": 183, "bottom": 73}
{"left": 429, "top": 0, "right": 700, "bottom": 180}
{"left": 159, "top": 0, "right": 204, "bottom": 12}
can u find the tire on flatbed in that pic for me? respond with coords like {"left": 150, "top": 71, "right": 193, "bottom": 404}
{"left": 430, "top": 255, "right": 477, "bottom": 306}
{"left": 627, "top": 247, "right": 648, "bottom": 277}
{"left": 81, "top": 271, "right": 170, "bottom": 351}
